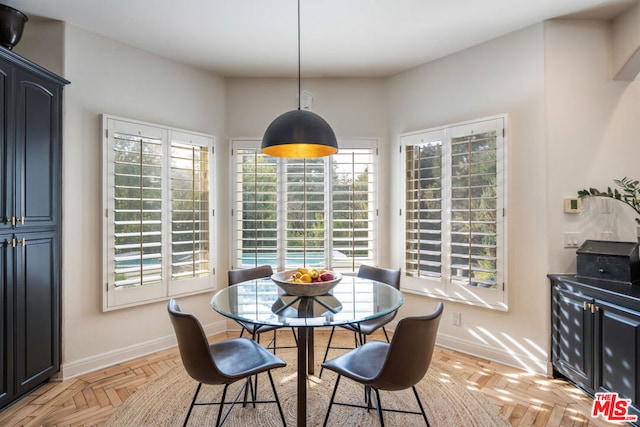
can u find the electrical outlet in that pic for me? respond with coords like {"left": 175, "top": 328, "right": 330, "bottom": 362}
{"left": 452, "top": 312, "right": 461, "bottom": 326}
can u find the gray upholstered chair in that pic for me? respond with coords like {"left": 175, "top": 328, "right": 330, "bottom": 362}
{"left": 228, "top": 265, "right": 297, "bottom": 352}
{"left": 321, "top": 302, "right": 444, "bottom": 427}
{"left": 167, "top": 299, "right": 286, "bottom": 427}
{"left": 320, "top": 265, "right": 401, "bottom": 377}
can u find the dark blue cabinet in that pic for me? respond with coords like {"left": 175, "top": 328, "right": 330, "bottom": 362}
{"left": 550, "top": 274, "right": 640, "bottom": 424}
{"left": 0, "top": 48, "right": 67, "bottom": 410}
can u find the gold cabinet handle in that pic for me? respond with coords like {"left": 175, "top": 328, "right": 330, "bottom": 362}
{"left": 591, "top": 304, "right": 595, "bottom": 314}
{"left": 583, "top": 301, "right": 588, "bottom": 311}
{"left": 4, "top": 237, "right": 26, "bottom": 247}
{"left": 4, "top": 216, "right": 25, "bottom": 226}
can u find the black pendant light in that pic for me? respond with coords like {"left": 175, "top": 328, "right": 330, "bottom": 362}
{"left": 261, "top": 0, "right": 338, "bottom": 158}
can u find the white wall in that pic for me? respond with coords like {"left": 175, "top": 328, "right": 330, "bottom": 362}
{"left": 546, "top": 19, "right": 640, "bottom": 275}
{"left": 388, "top": 24, "right": 550, "bottom": 373}
{"left": 16, "top": 22, "right": 228, "bottom": 378}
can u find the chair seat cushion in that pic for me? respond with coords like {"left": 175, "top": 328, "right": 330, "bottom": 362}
{"left": 357, "top": 311, "right": 396, "bottom": 335}
{"left": 238, "top": 320, "right": 279, "bottom": 335}
{"left": 208, "top": 337, "right": 286, "bottom": 382}
{"left": 321, "top": 340, "right": 389, "bottom": 384}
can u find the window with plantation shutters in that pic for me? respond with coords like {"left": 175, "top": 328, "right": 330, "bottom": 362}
{"left": 103, "top": 116, "right": 215, "bottom": 310}
{"left": 331, "top": 148, "right": 376, "bottom": 270}
{"left": 401, "top": 115, "right": 507, "bottom": 310}
{"left": 231, "top": 139, "right": 377, "bottom": 273}
{"left": 170, "top": 136, "right": 210, "bottom": 283}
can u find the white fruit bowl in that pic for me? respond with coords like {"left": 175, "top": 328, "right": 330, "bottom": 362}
{"left": 271, "top": 270, "right": 343, "bottom": 296}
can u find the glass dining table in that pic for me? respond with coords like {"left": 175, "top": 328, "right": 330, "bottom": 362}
{"left": 210, "top": 275, "right": 403, "bottom": 427}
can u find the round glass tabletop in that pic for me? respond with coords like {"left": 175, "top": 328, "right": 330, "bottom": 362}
{"left": 211, "top": 275, "right": 403, "bottom": 328}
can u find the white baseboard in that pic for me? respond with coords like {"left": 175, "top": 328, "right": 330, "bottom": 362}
{"left": 57, "top": 320, "right": 227, "bottom": 380}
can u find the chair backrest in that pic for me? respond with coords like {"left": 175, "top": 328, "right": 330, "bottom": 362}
{"left": 372, "top": 302, "right": 444, "bottom": 391}
{"left": 167, "top": 299, "right": 226, "bottom": 385}
{"left": 228, "top": 265, "right": 274, "bottom": 286}
{"left": 357, "top": 265, "right": 401, "bottom": 289}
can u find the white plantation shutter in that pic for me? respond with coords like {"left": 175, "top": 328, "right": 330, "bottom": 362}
{"left": 103, "top": 117, "right": 215, "bottom": 310}
{"left": 404, "top": 131, "right": 444, "bottom": 280}
{"left": 112, "top": 131, "right": 164, "bottom": 288}
{"left": 331, "top": 148, "right": 376, "bottom": 270}
{"left": 233, "top": 147, "right": 279, "bottom": 266}
{"left": 231, "top": 139, "right": 377, "bottom": 273}
{"left": 402, "top": 116, "right": 507, "bottom": 310}
{"left": 168, "top": 132, "right": 213, "bottom": 295}
{"left": 283, "top": 157, "right": 326, "bottom": 268}
{"left": 449, "top": 123, "right": 498, "bottom": 288}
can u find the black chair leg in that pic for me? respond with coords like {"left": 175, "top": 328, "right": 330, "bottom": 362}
{"left": 267, "top": 370, "right": 287, "bottom": 426}
{"left": 183, "top": 382, "right": 202, "bottom": 427}
{"left": 412, "top": 385, "right": 430, "bottom": 427}
{"left": 242, "top": 330, "right": 259, "bottom": 406}
{"left": 215, "top": 384, "right": 229, "bottom": 427}
{"left": 372, "top": 388, "right": 384, "bottom": 427}
{"left": 382, "top": 326, "right": 391, "bottom": 343}
{"left": 323, "top": 375, "right": 341, "bottom": 427}
{"left": 241, "top": 376, "right": 256, "bottom": 408}
{"left": 319, "top": 326, "right": 337, "bottom": 378}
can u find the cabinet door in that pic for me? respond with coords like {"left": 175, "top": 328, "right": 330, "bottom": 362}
{"left": 13, "top": 231, "right": 59, "bottom": 396}
{"left": 552, "top": 285, "right": 594, "bottom": 391}
{"left": 0, "top": 65, "right": 13, "bottom": 232}
{"left": 596, "top": 300, "right": 640, "bottom": 406}
{"left": 13, "top": 69, "right": 61, "bottom": 228}
{"left": 0, "top": 236, "right": 14, "bottom": 408}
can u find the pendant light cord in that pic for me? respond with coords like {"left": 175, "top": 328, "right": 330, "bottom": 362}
{"left": 297, "top": 0, "right": 301, "bottom": 110}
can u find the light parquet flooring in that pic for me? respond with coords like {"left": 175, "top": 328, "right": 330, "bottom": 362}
{"left": 0, "top": 330, "right": 618, "bottom": 427}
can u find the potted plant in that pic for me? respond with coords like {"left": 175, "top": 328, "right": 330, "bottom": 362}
{"left": 578, "top": 177, "right": 640, "bottom": 240}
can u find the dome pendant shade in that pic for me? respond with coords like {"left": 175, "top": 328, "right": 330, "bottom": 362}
{"left": 261, "top": 109, "right": 338, "bottom": 158}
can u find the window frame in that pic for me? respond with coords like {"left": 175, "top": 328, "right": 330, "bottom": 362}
{"left": 400, "top": 114, "right": 508, "bottom": 311}
{"left": 102, "top": 115, "right": 216, "bottom": 311}
{"left": 230, "top": 138, "right": 378, "bottom": 273}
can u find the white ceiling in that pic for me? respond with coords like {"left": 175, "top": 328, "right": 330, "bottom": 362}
{"left": 5, "top": 0, "right": 638, "bottom": 78}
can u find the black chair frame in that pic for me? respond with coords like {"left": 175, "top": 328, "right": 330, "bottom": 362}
{"left": 322, "top": 302, "right": 444, "bottom": 427}
{"left": 185, "top": 371, "right": 284, "bottom": 427}
{"left": 319, "top": 265, "right": 401, "bottom": 378}
{"left": 323, "top": 375, "right": 430, "bottom": 427}
{"left": 168, "top": 299, "right": 287, "bottom": 427}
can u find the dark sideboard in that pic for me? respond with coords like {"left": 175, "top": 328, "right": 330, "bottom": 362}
{"left": 549, "top": 274, "right": 640, "bottom": 424}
